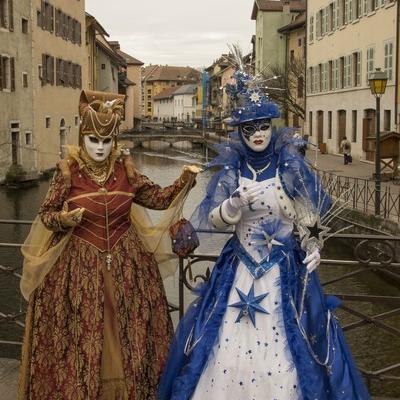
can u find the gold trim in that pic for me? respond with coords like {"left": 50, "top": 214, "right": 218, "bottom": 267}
{"left": 108, "top": 198, "right": 133, "bottom": 217}
{"left": 67, "top": 191, "right": 133, "bottom": 203}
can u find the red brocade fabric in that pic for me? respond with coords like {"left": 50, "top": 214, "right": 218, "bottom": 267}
{"left": 67, "top": 162, "right": 133, "bottom": 252}
{"left": 18, "top": 159, "right": 185, "bottom": 400}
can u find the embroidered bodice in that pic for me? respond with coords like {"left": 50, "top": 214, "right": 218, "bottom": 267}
{"left": 236, "top": 176, "right": 293, "bottom": 263}
{"left": 67, "top": 161, "right": 133, "bottom": 252}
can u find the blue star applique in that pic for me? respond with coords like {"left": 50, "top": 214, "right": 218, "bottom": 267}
{"left": 229, "top": 283, "right": 269, "bottom": 327}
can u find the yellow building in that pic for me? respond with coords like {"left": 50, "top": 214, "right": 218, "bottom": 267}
{"left": 32, "top": 0, "right": 87, "bottom": 170}
{"left": 141, "top": 65, "right": 200, "bottom": 119}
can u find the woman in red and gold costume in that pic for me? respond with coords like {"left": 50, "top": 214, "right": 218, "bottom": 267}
{"left": 18, "top": 90, "right": 200, "bottom": 400}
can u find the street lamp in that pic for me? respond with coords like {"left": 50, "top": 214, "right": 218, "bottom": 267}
{"left": 369, "top": 68, "right": 388, "bottom": 216}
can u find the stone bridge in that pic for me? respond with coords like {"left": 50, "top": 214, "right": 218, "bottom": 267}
{"left": 120, "top": 130, "right": 224, "bottom": 146}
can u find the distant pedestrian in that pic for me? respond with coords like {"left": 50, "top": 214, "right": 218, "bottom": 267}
{"left": 340, "top": 136, "right": 352, "bottom": 165}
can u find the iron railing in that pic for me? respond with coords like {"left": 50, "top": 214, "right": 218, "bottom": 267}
{"left": 319, "top": 170, "right": 400, "bottom": 222}
{"left": 1, "top": 223, "right": 400, "bottom": 397}
{"left": 177, "top": 233, "right": 400, "bottom": 396}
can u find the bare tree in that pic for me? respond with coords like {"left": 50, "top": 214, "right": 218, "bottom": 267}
{"left": 262, "top": 57, "right": 305, "bottom": 122}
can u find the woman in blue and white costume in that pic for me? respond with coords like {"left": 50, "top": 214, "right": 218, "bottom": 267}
{"left": 158, "top": 69, "right": 370, "bottom": 400}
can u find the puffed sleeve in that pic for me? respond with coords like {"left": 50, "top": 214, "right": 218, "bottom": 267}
{"left": 38, "top": 168, "right": 71, "bottom": 231}
{"left": 133, "top": 172, "right": 187, "bottom": 210}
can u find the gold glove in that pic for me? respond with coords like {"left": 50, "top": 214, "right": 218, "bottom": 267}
{"left": 59, "top": 202, "right": 85, "bottom": 228}
{"left": 180, "top": 165, "right": 202, "bottom": 185}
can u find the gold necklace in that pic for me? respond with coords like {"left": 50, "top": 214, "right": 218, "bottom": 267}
{"left": 79, "top": 149, "right": 112, "bottom": 186}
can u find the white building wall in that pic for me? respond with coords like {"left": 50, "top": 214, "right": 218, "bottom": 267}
{"left": 154, "top": 98, "right": 174, "bottom": 121}
{"left": 306, "top": 0, "right": 397, "bottom": 160}
{"left": 174, "top": 94, "right": 196, "bottom": 121}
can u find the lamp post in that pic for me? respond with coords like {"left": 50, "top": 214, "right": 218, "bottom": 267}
{"left": 369, "top": 68, "right": 388, "bottom": 216}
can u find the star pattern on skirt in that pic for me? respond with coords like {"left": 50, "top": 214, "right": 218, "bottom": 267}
{"left": 229, "top": 283, "right": 269, "bottom": 327}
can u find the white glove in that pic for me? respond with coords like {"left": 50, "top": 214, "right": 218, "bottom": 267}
{"left": 303, "top": 249, "right": 321, "bottom": 273}
{"left": 225, "top": 182, "right": 264, "bottom": 217}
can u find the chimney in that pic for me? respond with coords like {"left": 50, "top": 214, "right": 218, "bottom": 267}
{"left": 109, "top": 41, "right": 120, "bottom": 50}
{"left": 283, "top": 0, "right": 290, "bottom": 15}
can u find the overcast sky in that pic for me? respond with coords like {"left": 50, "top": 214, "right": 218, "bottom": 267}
{"left": 85, "top": 0, "right": 255, "bottom": 68}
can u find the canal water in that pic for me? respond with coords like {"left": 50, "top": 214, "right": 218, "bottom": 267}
{"left": 0, "top": 143, "right": 399, "bottom": 397}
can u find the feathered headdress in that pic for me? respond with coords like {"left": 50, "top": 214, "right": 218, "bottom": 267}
{"left": 224, "top": 45, "right": 280, "bottom": 126}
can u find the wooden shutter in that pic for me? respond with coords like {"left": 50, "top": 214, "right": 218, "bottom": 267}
{"left": 63, "top": 12, "right": 67, "bottom": 39}
{"left": 41, "top": 54, "right": 46, "bottom": 85}
{"left": 60, "top": 59, "right": 65, "bottom": 86}
{"left": 55, "top": 58, "right": 59, "bottom": 85}
{"left": 41, "top": 1, "right": 46, "bottom": 30}
{"left": 55, "top": 9, "right": 59, "bottom": 35}
{"left": 0, "top": 56, "right": 3, "bottom": 90}
{"left": 68, "top": 16, "right": 72, "bottom": 41}
{"left": 78, "top": 64, "right": 82, "bottom": 88}
{"left": 8, "top": 0, "right": 13, "bottom": 31}
{"left": 50, "top": 4, "right": 54, "bottom": 32}
{"left": 10, "top": 57, "right": 15, "bottom": 91}
{"left": 78, "top": 21, "right": 81, "bottom": 45}
{"left": 69, "top": 62, "right": 73, "bottom": 86}
{"left": 50, "top": 56, "right": 54, "bottom": 85}
{"left": 62, "top": 60, "right": 66, "bottom": 86}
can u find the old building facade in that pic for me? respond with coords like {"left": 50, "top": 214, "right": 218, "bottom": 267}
{"left": 32, "top": 0, "right": 87, "bottom": 170}
{"left": 111, "top": 42, "right": 144, "bottom": 130}
{"left": 0, "top": 0, "right": 35, "bottom": 180}
{"left": 306, "top": 0, "right": 397, "bottom": 159}
{"left": 141, "top": 65, "right": 199, "bottom": 119}
{"left": 252, "top": 0, "right": 305, "bottom": 74}
{"left": 277, "top": 12, "right": 306, "bottom": 132}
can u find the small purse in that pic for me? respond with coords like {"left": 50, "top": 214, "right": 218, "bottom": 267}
{"left": 169, "top": 218, "right": 199, "bottom": 257}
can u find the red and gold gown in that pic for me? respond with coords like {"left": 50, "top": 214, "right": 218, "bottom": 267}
{"left": 18, "top": 156, "right": 186, "bottom": 400}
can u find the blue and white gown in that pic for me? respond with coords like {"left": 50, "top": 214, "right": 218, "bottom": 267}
{"left": 158, "top": 138, "right": 371, "bottom": 400}
{"left": 192, "top": 176, "right": 301, "bottom": 399}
